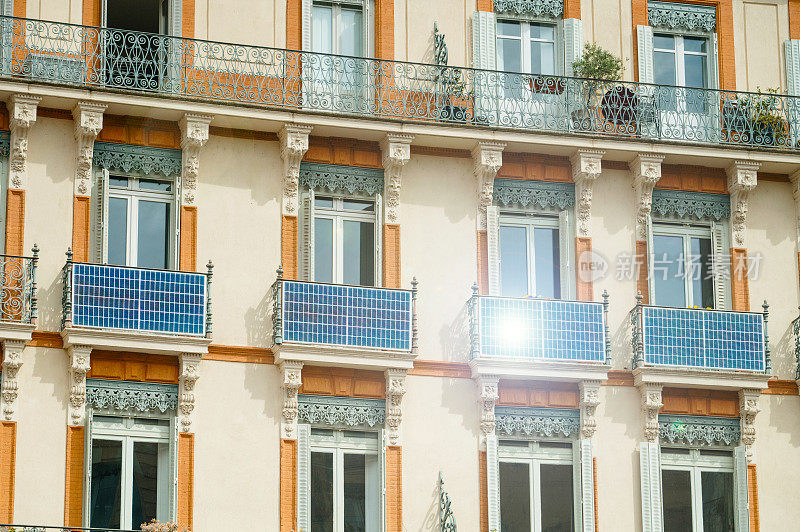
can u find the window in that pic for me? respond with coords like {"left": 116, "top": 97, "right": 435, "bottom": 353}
{"left": 107, "top": 175, "right": 174, "bottom": 270}
{"left": 654, "top": 34, "right": 709, "bottom": 89}
{"left": 496, "top": 20, "right": 557, "bottom": 76}
{"left": 499, "top": 214, "right": 561, "bottom": 299}
{"left": 651, "top": 223, "right": 715, "bottom": 308}
{"left": 312, "top": 1, "right": 364, "bottom": 57}
{"left": 499, "top": 440, "right": 576, "bottom": 531}
{"left": 310, "top": 428, "right": 381, "bottom": 532}
{"left": 313, "top": 196, "right": 376, "bottom": 286}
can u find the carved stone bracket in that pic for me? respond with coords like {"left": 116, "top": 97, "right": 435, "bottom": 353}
{"left": 739, "top": 388, "right": 761, "bottom": 461}
{"left": 727, "top": 161, "right": 760, "bottom": 248}
{"left": 385, "top": 368, "right": 408, "bottom": 445}
{"left": 6, "top": 94, "right": 40, "bottom": 190}
{"left": 0, "top": 339, "right": 26, "bottom": 421}
{"left": 178, "top": 353, "right": 202, "bottom": 432}
{"left": 579, "top": 380, "right": 602, "bottom": 438}
{"left": 72, "top": 102, "right": 106, "bottom": 197}
{"left": 571, "top": 149, "right": 604, "bottom": 238}
{"left": 281, "top": 359, "right": 303, "bottom": 439}
{"left": 640, "top": 383, "right": 663, "bottom": 443}
{"left": 67, "top": 344, "right": 92, "bottom": 426}
{"left": 472, "top": 142, "right": 505, "bottom": 230}
{"left": 279, "top": 124, "right": 312, "bottom": 215}
{"left": 380, "top": 134, "right": 413, "bottom": 224}
{"left": 179, "top": 113, "right": 212, "bottom": 207}
{"left": 630, "top": 153, "right": 665, "bottom": 240}
{"left": 476, "top": 374, "right": 500, "bottom": 441}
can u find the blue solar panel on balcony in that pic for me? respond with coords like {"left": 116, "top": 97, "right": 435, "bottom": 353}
{"left": 641, "top": 306, "right": 765, "bottom": 371}
{"left": 476, "top": 297, "right": 605, "bottom": 362}
{"left": 281, "top": 281, "right": 412, "bottom": 351}
{"left": 71, "top": 263, "right": 206, "bottom": 335}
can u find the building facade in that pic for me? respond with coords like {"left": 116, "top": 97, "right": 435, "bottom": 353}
{"left": 0, "top": 0, "right": 799, "bottom": 531}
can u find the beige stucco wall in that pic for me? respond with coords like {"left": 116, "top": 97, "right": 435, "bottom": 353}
{"left": 397, "top": 0, "right": 475, "bottom": 66}
{"left": 581, "top": 0, "right": 636, "bottom": 81}
{"left": 734, "top": 0, "right": 790, "bottom": 92}
{"left": 197, "top": 0, "right": 286, "bottom": 47}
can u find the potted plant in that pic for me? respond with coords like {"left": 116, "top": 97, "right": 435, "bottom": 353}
{"left": 724, "top": 87, "right": 789, "bottom": 147}
{"left": 571, "top": 43, "right": 624, "bottom": 130}
{"left": 438, "top": 66, "right": 470, "bottom": 123}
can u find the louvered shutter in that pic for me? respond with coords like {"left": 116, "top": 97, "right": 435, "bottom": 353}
{"left": 579, "top": 438, "right": 595, "bottom": 532}
{"left": 297, "top": 424, "right": 311, "bottom": 532}
{"left": 301, "top": 0, "right": 313, "bottom": 51}
{"left": 733, "top": 445, "right": 750, "bottom": 532}
{"left": 563, "top": 19, "right": 584, "bottom": 77}
{"left": 637, "top": 26, "right": 655, "bottom": 84}
{"left": 172, "top": 171, "right": 181, "bottom": 270}
{"left": 786, "top": 40, "right": 800, "bottom": 96}
{"left": 486, "top": 434, "right": 501, "bottom": 531}
{"left": 169, "top": 414, "right": 179, "bottom": 520}
{"left": 559, "top": 209, "right": 573, "bottom": 299}
{"left": 710, "top": 33, "right": 719, "bottom": 89}
{"left": 363, "top": 0, "right": 372, "bottom": 57}
{"left": 301, "top": 188, "right": 315, "bottom": 281}
{"left": 711, "top": 220, "right": 728, "bottom": 310}
{"left": 91, "top": 168, "right": 109, "bottom": 263}
{"left": 379, "top": 429, "right": 387, "bottom": 530}
{"left": 374, "top": 192, "right": 383, "bottom": 287}
{"left": 646, "top": 214, "right": 655, "bottom": 303}
{"left": 473, "top": 11, "right": 497, "bottom": 125}
{"left": 639, "top": 441, "right": 663, "bottom": 532}
{"left": 486, "top": 205, "right": 500, "bottom": 296}
{"left": 82, "top": 410, "right": 94, "bottom": 526}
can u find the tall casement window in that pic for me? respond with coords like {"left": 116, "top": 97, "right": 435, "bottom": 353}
{"left": 296, "top": 395, "right": 387, "bottom": 531}
{"left": 487, "top": 179, "right": 575, "bottom": 298}
{"left": 647, "top": 190, "right": 730, "bottom": 309}
{"left": 653, "top": 33, "right": 709, "bottom": 90}
{"left": 91, "top": 142, "right": 182, "bottom": 269}
{"left": 303, "top": 0, "right": 374, "bottom": 56}
{"left": 299, "top": 162, "right": 383, "bottom": 286}
{"left": 84, "top": 379, "right": 179, "bottom": 529}
{"left": 496, "top": 20, "right": 558, "bottom": 77}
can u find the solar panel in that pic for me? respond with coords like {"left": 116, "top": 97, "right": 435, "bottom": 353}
{"left": 641, "top": 306, "right": 765, "bottom": 371}
{"left": 281, "top": 281, "right": 412, "bottom": 351}
{"left": 476, "top": 297, "right": 605, "bottom": 362}
{"left": 71, "top": 263, "right": 207, "bottom": 336}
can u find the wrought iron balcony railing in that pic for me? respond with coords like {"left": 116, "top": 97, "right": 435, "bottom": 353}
{"left": 1, "top": 526, "right": 143, "bottom": 532}
{"left": 468, "top": 287, "right": 610, "bottom": 363}
{"left": 61, "top": 249, "right": 213, "bottom": 337}
{"left": 631, "top": 296, "right": 769, "bottom": 372}
{"left": 270, "top": 268, "right": 418, "bottom": 352}
{"left": 0, "top": 246, "right": 38, "bottom": 324}
{"left": 3, "top": 15, "right": 800, "bottom": 151}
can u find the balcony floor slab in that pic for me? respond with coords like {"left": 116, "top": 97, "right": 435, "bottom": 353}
{"left": 61, "top": 327, "right": 211, "bottom": 356}
{"left": 633, "top": 366, "right": 771, "bottom": 391}
{"left": 272, "top": 342, "right": 416, "bottom": 371}
{"left": 469, "top": 357, "right": 610, "bottom": 383}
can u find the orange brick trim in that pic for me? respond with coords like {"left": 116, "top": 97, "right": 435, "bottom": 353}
{"left": 564, "top": 0, "right": 581, "bottom": 19}
{"left": 206, "top": 344, "right": 274, "bottom": 364}
{"left": 209, "top": 126, "right": 279, "bottom": 142}
{"left": 37, "top": 108, "right": 73, "bottom": 121}
{"left": 83, "top": 0, "right": 101, "bottom": 25}
{"left": 0, "top": 421, "right": 16, "bottom": 523}
{"left": 659, "top": 164, "right": 728, "bottom": 194}
{"left": 604, "top": 370, "right": 635, "bottom": 386}
{"left": 64, "top": 425, "right": 85, "bottom": 527}
{"left": 593, "top": 457, "right": 599, "bottom": 532}
{"left": 183, "top": 0, "right": 195, "bottom": 38}
{"left": 498, "top": 380, "right": 580, "bottom": 408}
{"left": 375, "top": 0, "right": 395, "bottom": 60}
{"left": 477, "top": 230, "right": 488, "bottom": 295}
{"left": 661, "top": 388, "right": 739, "bottom": 417}
{"left": 280, "top": 438, "right": 298, "bottom": 532}
{"left": 575, "top": 237, "right": 593, "bottom": 301}
{"left": 383, "top": 224, "right": 401, "bottom": 289}
{"left": 179, "top": 206, "right": 197, "bottom": 272}
{"left": 386, "top": 445, "right": 403, "bottom": 532}
{"left": 13, "top": 0, "right": 25, "bottom": 17}
{"left": 300, "top": 366, "right": 386, "bottom": 398}
{"left": 764, "top": 379, "right": 800, "bottom": 395}
{"left": 287, "top": 0, "right": 302, "bottom": 49}
{"left": 477, "top": 0, "right": 494, "bottom": 11}
{"left": 177, "top": 433, "right": 195, "bottom": 531}
{"left": 791, "top": 0, "right": 800, "bottom": 40}
{"left": 97, "top": 116, "right": 181, "bottom": 150}
{"left": 409, "top": 360, "right": 472, "bottom": 378}
{"left": 5, "top": 189, "right": 24, "bottom": 256}
{"left": 730, "top": 248, "right": 749, "bottom": 311}
{"left": 29, "top": 331, "right": 64, "bottom": 348}
{"left": 636, "top": 240, "right": 650, "bottom": 304}
{"left": 410, "top": 146, "right": 470, "bottom": 158}
{"left": 306, "top": 137, "right": 381, "bottom": 168}
{"left": 498, "top": 153, "right": 571, "bottom": 182}
{"left": 748, "top": 463, "right": 760, "bottom": 532}
{"left": 478, "top": 450, "right": 488, "bottom": 532}
{"left": 282, "top": 215, "right": 299, "bottom": 280}
{"left": 88, "top": 351, "right": 180, "bottom": 384}
{"left": 72, "top": 196, "right": 91, "bottom": 263}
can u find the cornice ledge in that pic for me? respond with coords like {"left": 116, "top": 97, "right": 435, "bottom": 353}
{"left": 272, "top": 342, "right": 416, "bottom": 371}
{"left": 633, "top": 366, "right": 771, "bottom": 391}
{"left": 469, "top": 357, "right": 609, "bottom": 382}
{"left": 0, "top": 322, "right": 35, "bottom": 343}
{"left": 61, "top": 327, "right": 211, "bottom": 356}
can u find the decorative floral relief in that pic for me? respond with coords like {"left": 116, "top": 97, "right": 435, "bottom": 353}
{"left": 300, "top": 162, "right": 383, "bottom": 196}
{"left": 495, "top": 406, "right": 580, "bottom": 438}
{"left": 86, "top": 379, "right": 178, "bottom": 414}
{"left": 494, "top": 0, "right": 564, "bottom": 19}
{"left": 651, "top": 189, "right": 730, "bottom": 221}
{"left": 658, "top": 415, "right": 740, "bottom": 446}
{"left": 494, "top": 178, "right": 575, "bottom": 210}
{"left": 94, "top": 141, "right": 182, "bottom": 177}
{"left": 298, "top": 395, "right": 386, "bottom": 428}
{"left": 648, "top": 2, "right": 716, "bottom": 32}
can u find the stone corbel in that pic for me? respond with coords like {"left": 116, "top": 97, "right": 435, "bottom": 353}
{"left": 380, "top": 134, "right": 413, "bottom": 224}
{"left": 579, "top": 380, "right": 601, "bottom": 439}
{"left": 280, "top": 360, "right": 303, "bottom": 439}
{"left": 179, "top": 113, "right": 213, "bottom": 207}
{"left": 726, "top": 161, "right": 760, "bottom": 248}
{"left": 475, "top": 374, "right": 500, "bottom": 445}
{"left": 7, "top": 94, "right": 41, "bottom": 190}
{"left": 629, "top": 153, "right": 665, "bottom": 240}
{"left": 739, "top": 388, "right": 761, "bottom": 461}
{"left": 384, "top": 368, "right": 408, "bottom": 445}
{"left": 278, "top": 124, "right": 312, "bottom": 215}
{"left": 72, "top": 102, "right": 106, "bottom": 197}
{"left": 640, "top": 383, "right": 663, "bottom": 443}
{"left": 67, "top": 344, "right": 92, "bottom": 426}
{"left": 0, "top": 339, "right": 25, "bottom": 421}
{"left": 472, "top": 142, "right": 506, "bottom": 230}
{"left": 570, "top": 149, "right": 604, "bottom": 237}
{"left": 178, "top": 353, "right": 202, "bottom": 432}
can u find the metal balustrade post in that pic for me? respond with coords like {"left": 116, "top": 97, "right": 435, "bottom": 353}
{"left": 29, "top": 243, "right": 38, "bottom": 325}
{"left": 631, "top": 291, "right": 644, "bottom": 369}
{"left": 602, "top": 289, "right": 611, "bottom": 365}
{"left": 762, "top": 300, "right": 771, "bottom": 374}
{"left": 61, "top": 247, "right": 73, "bottom": 329}
{"left": 411, "top": 277, "right": 419, "bottom": 354}
{"left": 439, "top": 471, "right": 457, "bottom": 532}
{"left": 794, "top": 309, "right": 800, "bottom": 380}
{"left": 272, "top": 265, "right": 284, "bottom": 346}
{"left": 205, "top": 260, "right": 214, "bottom": 339}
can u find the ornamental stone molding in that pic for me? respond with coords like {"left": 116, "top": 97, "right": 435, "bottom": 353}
{"left": 300, "top": 162, "right": 384, "bottom": 196}
{"left": 380, "top": 133, "right": 413, "bottom": 224}
{"left": 726, "top": 161, "right": 760, "bottom": 248}
{"left": 93, "top": 142, "right": 182, "bottom": 177}
{"left": 281, "top": 359, "right": 303, "bottom": 439}
{"left": 494, "top": 0, "right": 563, "bottom": 19}
{"left": 658, "top": 414, "right": 741, "bottom": 446}
{"left": 67, "top": 344, "right": 92, "bottom": 426}
{"left": 495, "top": 406, "right": 580, "bottom": 438}
{"left": 476, "top": 374, "right": 500, "bottom": 439}
{"left": 178, "top": 353, "right": 202, "bottom": 432}
{"left": 385, "top": 368, "right": 407, "bottom": 445}
{"left": 739, "top": 388, "right": 761, "bottom": 461}
{"left": 179, "top": 113, "right": 212, "bottom": 207}
{"left": 571, "top": 149, "right": 604, "bottom": 238}
{"left": 279, "top": 124, "right": 312, "bottom": 215}
{"left": 472, "top": 142, "right": 505, "bottom": 230}
{"left": 72, "top": 102, "right": 106, "bottom": 197}
{"left": 493, "top": 179, "right": 574, "bottom": 210}
{"left": 579, "top": 380, "right": 601, "bottom": 438}
{"left": 640, "top": 383, "right": 663, "bottom": 443}
{"left": 647, "top": 1, "right": 716, "bottom": 33}
{"left": 651, "top": 189, "right": 731, "bottom": 221}
{"left": 630, "top": 153, "right": 664, "bottom": 240}
{"left": 0, "top": 339, "right": 25, "bottom": 421}
{"left": 6, "top": 94, "right": 40, "bottom": 190}
{"left": 299, "top": 395, "right": 386, "bottom": 428}
{"left": 87, "top": 378, "right": 179, "bottom": 414}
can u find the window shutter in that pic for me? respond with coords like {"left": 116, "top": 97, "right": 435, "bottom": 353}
{"left": 302, "top": 0, "right": 313, "bottom": 51}
{"left": 379, "top": 429, "right": 387, "bottom": 530}
{"left": 733, "top": 445, "right": 750, "bottom": 532}
{"left": 91, "top": 168, "right": 109, "bottom": 263}
{"left": 646, "top": 213, "right": 655, "bottom": 303}
{"left": 486, "top": 434, "right": 501, "bottom": 531}
{"left": 639, "top": 441, "right": 663, "bottom": 532}
{"left": 472, "top": 11, "right": 497, "bottom": 70}
{"left": 579, "top": 438, "right": 595, "bottom": 532}
{"left": 173, "top": 172, "right": 181, "bottom": 270}
{"left": 486, "top": 205, "right": 500, "bottom": 296}
{"left": 82, "top": 410, "right": 94, "bottom": 526}
{"left": 711, "top": 33, "right": 720, "bottom": 89}
{"left": 563, "top": 19, "right": 584, "bottom": 77}
{"left": 169, "top": 0, "right": 183, "bottom": 37}
{"left": 297, "top": 424, "right": 311, "bottom": 532}
{"left": 711, "top": 220, "right": 728, "bottom": 310}
{"left": 301, "top": 188, "right": 315, "bottom": 281}
{"left": 169, "top": 414, "right": 179, "bottom": 520}
{"left": 374, "top": 192, "right": 383, "bottom": 287}
{"left": 786, "top": 40, "right": 800, "bottom": 96}
{"left": 637, "top": 25, "right": 655, "bottom": 84}
{"left": 362, "top": 0, "right": 373, "bottom": 57}
{"left": 559, "top": 209, "right": 573, "bottom": 299}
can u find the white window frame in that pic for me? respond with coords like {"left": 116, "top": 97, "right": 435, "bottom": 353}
{"left": 499, "top": 213, "right": 561, "bottom": 298}
{"left": 311, "top": 0, "right": 367, "bottom": 56}
{"left": 496, "top": 19, "right": 562, "bottom": 76}
{"left": 650, "top": 222, "right": 715, "bottom": 308}
{"left": 304, "top": 0, "right": 374, "bottom": 56}
{"left": 653, "top": 32, "right": 712, "bottom": 89}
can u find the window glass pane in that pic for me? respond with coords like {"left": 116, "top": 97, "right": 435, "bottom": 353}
{"left": 654, "top": 34, "right": 675, "bottom": 50}
{"left": 540, "top": 464, "right": 574, "bottom": 532}
{"left": 701, "top": 471, "right": 735, "bottom": 532}
{"left": 684, "top": 36, "right": 707, "bottom": 53}
{"left": 533, "top": 227, "right": 560, "bottom": 299}
{"left": 500, "top": 225, "right": 529, "bottom": 297}
{"left": 344, "top": 453, "right": 367, "bottom": 532}
{"left": 314, "top": 217, "right": 334, "bottom": 283}
{"left": 530, "top": 23, "right": 554, "bottom": 41}
{"left": 312, "top": 5, "right": 333, "bottom": 54}
{"left": 662, "top": 469, "right": 693, "bottom": 532}
{"left": 341, "top": 8, "right": 363, "bottom": 57}
{"left": 138, "top": 179, "right": 171, "bottom": 192}
{"left": 137, "top": 201, "right": 170, "bottom": 269}
{"left": 132, "top": 441, "right": 159, "bottom": 529}
{"left": 684, "top": 53, "right": 707, "bottom": 89}
{"left": 108, "top": 197, "right": 128, "bottom": 266}
{"left": 498, "top": 37, "right": 522, "bottom": 72}
{"left": 531, "top": 41, "right": 555, "bottom": 76}
{"left": 654, "top": 51, "right": 677, "bottom": 85}
{"left": 500, "top": 461, "right": 531, "bottom": 532}
{"left": 690, "top": 237, "right": 715, "bottom": 308}
{"left": 90, "top": 439, "right": 123, "bottom": 528}
{"left": 653, "top": 234, "right": 686, "bottom": 307}
{"left": 497, "top": 20, "right": 521, "bottom": 37}
{"left": 343, "top": 220, "right": 375, "bottom": 286}
{"left": 311, "top": 452, "right": 334, "bottom": 532}
{"left": 342, "top": 199, "right": 374, "bottom": 212}
{"left": 109, "top": 176, "right": 129, "bottom": 188}
{"left": 315, "top": 196, "right": 335, "bottom": 209}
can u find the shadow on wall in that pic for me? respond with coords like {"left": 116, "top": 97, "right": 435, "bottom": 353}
{"left": 420, "top": 474, "right": 441, "bottom": 531}
{"left": 442, "top": 296, "right": 470, "bottom": 363}
{"left": 39, "top": 267, "right": 66, "bottom": 331}
{"left": 766, "top": 395, "right": 800, "bottom": 447}
{"left": 772, "top": 324, "right": 796, "bottom": 381}
{"left": 611, "top": 304, "right": 635, "bottom": 370}
{"left": 244, "top": 283, "right": 273, "bottom": 349}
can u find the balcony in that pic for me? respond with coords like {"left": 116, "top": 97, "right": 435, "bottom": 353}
{"left": 0, "top": 248, "right": 37, "bottom": 325}
{"left": 2, "top": 15, "right": 800, "bottom": 152}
